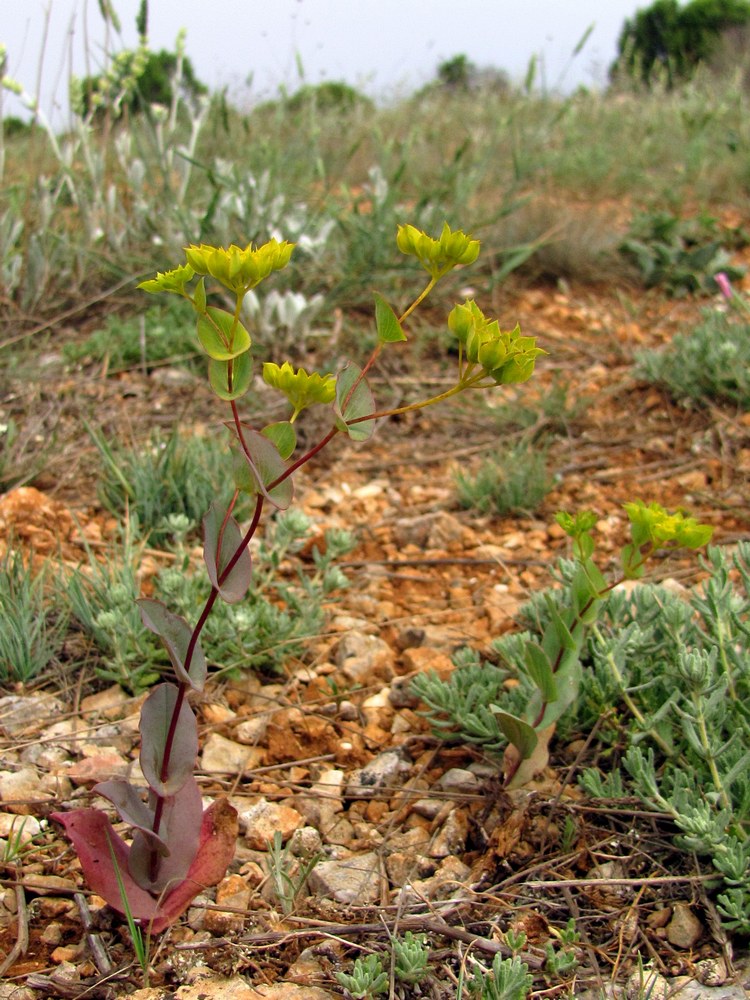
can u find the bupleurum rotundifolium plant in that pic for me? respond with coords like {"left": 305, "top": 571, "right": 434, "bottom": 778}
{"left": 52, "top": 222, "right": 546, "bottom": 932}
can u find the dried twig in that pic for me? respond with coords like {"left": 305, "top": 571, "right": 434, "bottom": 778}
{"left": 0, "top": 872, "right": 28, "bottom": 977}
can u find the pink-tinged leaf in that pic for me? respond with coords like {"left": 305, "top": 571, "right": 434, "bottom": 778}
{"left": 230, "top": 428, "right": 293, "bottom": 510}
{"left": 503, "top": 723, "right": 556, "bottom": 790}
{"left": 52, "top": 798, "right": 239, "bottom": 933}
{"left": 127, "top": 777, "right": 203, "bottom": 893}
{"left": 94, "top": 779, "right": 165, "bottom": 853}
{"left": 146, "top": 798, "right": 238, "bottom": 933}
{"left": 50, "top": 809, "right": 162, "bottom": 923}
{"left": 202, "top": 501, "right": 253, "bottom": 604}
{"left": 334, "top": 362, "right": 376, "bottom": 442}
{"left": 137, "top": 599, "right": 207, "bottom": 691}
{"left": 139, "top": 683, "right": 198, "bottom": 797}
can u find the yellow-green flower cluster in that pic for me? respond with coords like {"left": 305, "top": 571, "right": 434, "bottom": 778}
{"left": 397, "top": 223, "right": 480, "bottom": 279}
{"left": 262, "top": 361, "right": 336, "bottom": 421}
{"left": 448, "top": 299, "right": 544, "bottom": 384}
{"left": 184, "top": 240, "right": 295, "bottom": 295}
{"left": 623, "top": 500, "right": 714, "bottom": 549}
{"left": 138, "top": 263, "right": 195, "bottom": 295}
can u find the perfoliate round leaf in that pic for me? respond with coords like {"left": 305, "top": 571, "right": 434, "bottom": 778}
{"left": 261, "top": 421, "right": 297, "bottom": 460}
{"left": 137, "top": 598, "right": 207, "bottom": 691}
{"left": 208, "top": 352, "right": 253, "bottom": 401}
{"left": 139, "top": 683, "right": 198, "bottom": 797}
{"left": 202, "top": 501, "right": 252, "bottom": 604}
{"left": 196, "top": 306, "right": 251, "bottom": 360}
{"left": 334, "top": 362, "right": 376, "bottom": 442}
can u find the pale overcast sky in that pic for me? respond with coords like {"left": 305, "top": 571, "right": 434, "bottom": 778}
{"left": 2, "top": 1, "right": 646, "bottom": 124}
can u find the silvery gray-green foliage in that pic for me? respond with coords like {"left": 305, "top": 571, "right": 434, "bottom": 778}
{"left": 334, "top": 933, "right": 431, "bottom": 997}
{"left": 464, "top": 954, "right": 533, "bottom": 1000}
{"left": 242, "top": 286, "right": 327, "bottom": 360}
{"left": 415, "top": 540, "right": 750, "bottom": 933}
{"left": 581, "top": 542, "right": 750, "bottom": 932}
{"left": 336, "top": 954, "right": 389, "bottom": 999}
{"left": 392, "top": 931, "right": 430, "bottom": 985}
{"left": 0, "top": 548, "right": 68, "bottom": 682}
{"left": 454, "top": 441, "right": 552, "bottom": 516}
{"left": 0, "top": 45, "right": 333, "bottom": 310}
{"left": 69, "top": 510, "right": 355, "bottom": 692}
{"left": 413, "top": 645, "right": 535, "bottom": 754}
{"left": 636, "top": 309, "right": 750, "bottom": 408}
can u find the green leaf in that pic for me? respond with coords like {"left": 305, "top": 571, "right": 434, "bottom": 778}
{"left": 231, "top": 427, "right": 294, "bottom": 510}
{"left": 202, "top": 500, "right": 253, "bottom": 603}
{"left": 208, "top": 352, "right": 253, "bottom": 401}
{"left": 374, "top": 292, "right": 406, "bottom": 343}
{"left": 535, "top": 654, "right": 583, "bottom": 729}
{"left": 570, "top": 559, "right": 608, "bottom": 623}
{"left": 196, "top": 306, "right": 251, "bottom": 360}
{"left": 137, "top": 598, "right": 207, "bottom": 691}
{"left": 139, "top": 683, "right": 198, "bottom": 797}
{"left": 524, "top": 642, "right": 558, "bottom": 702}
{"left": 193, "top": 276, "right": 206, "bottom": 315}
{"left": 621, "top": 541, "right": 646, "bottom": 579}
{"left": 261, "top": 421, "right": 296, "bottom": 460}
{"left": 542, "top": 594, "right": 578, "bottom": 653}
{"left": 573, "top": 532, "right": 595, "bottom": 560}
{"left": 491, "top": 709, "right": 538, "bottom": 760}
{"left": 334, "top": 362, "right": 376, "bottom": 442}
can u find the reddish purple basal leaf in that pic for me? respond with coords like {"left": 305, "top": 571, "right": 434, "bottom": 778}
{"left": 145, "top": 797, "right": 239, "bottom": 933}
{"left": 127, "top": 776, "right": 203, "bottom": 893}
{"left": 53, "top": 798, "right": 238, "bottom": 934}
{"left": 94, "top": 779, "right": 165, "bottom": 854}
{"left": 50, "top": 809, "right": 162, "bottom": 922}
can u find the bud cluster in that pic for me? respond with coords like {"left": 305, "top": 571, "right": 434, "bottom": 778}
{"left": 448, "top": 299, "right": 544, "bottom": 384}
{"left": 262, "top": 361, "right": 336, "bottom": 421}
{"left": 397, "top": 222, "right": 480, "bottom": 279}
{"left": 624, "top": 499, "right": 714, "bottom": 548}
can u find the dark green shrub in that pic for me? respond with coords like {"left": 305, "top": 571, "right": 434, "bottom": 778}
{"left": 284, "top": 81, "right": 373, "bottom": 115}
{"left": 612, "top": 0, "right": 750, "bottom": 87}
{"left": 619, "top": 211, "right": 746, "bottom": 295}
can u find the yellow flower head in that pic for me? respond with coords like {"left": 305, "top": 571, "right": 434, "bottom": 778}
{"left": 623, "top": 500, "right": 714, "bottom": 549}
{"left": 396, "top": 222, "right": 480, "bottom": 279}
{"left": 138, "top": 263, "right": 195, "bottom": 295}
{"left": 184, "top": 239, "right": 295, "bottom": 295}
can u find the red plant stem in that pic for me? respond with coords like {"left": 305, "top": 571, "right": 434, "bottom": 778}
{"left": 267, "top": 425, "right": 339, "bottom": 490}
{"left": 146, "top": 495, "right": 264, "bottom": 882}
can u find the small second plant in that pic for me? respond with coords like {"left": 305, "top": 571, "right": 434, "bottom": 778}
{"left": 52, "top": 222, "right": 544, "bottom": 932}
